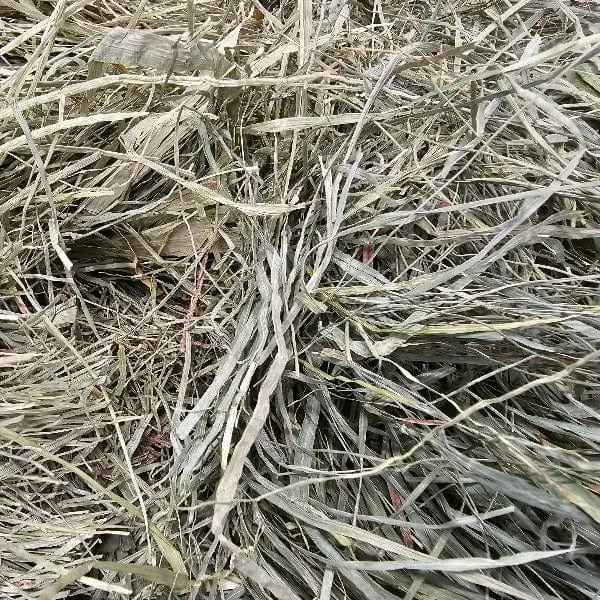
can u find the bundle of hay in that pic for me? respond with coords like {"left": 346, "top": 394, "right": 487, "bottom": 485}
{"left": 1, "top": 0, "right": 599, "bottom": 598}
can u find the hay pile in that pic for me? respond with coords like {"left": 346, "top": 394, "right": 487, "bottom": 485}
{"left": 1, "top": 0, "right": 600, "bottom": 598}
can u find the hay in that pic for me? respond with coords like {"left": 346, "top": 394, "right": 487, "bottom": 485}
{"left": 1, "top": 0, "right": 600, "bottom": 598}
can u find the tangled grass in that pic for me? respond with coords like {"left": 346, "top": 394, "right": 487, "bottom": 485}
{"left": 1, "top": 0, "right": 600, "bottom": 598}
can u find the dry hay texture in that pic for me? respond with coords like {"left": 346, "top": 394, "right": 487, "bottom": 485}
{"left": 1, "top": 0, "right": 600, "bottom": 598}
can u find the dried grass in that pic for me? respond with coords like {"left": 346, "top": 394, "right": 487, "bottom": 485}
{"left": 1, "top": 0, "right": 600, "bottom": 598}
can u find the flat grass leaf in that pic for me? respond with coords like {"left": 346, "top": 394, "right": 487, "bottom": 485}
{"left": 0, "top": 352, "right": 39, "bottom": 366}
{"left": 573, "top": 70, "right": 600, "bottom": 99}
{"left": 324, "top": 548, "right": 572, "bottom": 572}
{"left": 91, "top": 27, "right": 227, "bottom": 75}
{"left": 232, "top": 554, "right": 301, "bottom": 600}
{"left": 92, "top": 560, "right": 191, "bottom": 589}
{"left": 557, "top": 483, "right": 600, "bottom": 526}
